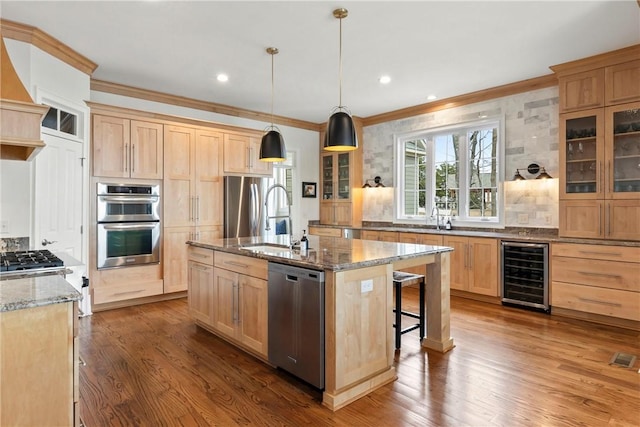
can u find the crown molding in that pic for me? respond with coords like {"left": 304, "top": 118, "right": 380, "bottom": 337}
{"left": 91, "top": 78, "right": 321, "bottom": 132}
{"left": 0, "top": 18, "right": 97, "bottom": 75}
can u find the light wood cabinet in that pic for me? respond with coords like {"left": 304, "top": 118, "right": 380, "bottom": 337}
{"left": 605, "top": 59, "right": 640, "bottom": 105}
{"left": 164, "top": 125, "right": 223, "bottom": 293}
{"left": 308, "top": 226, "right": 343, "bottom": 237}
{"left": 188, "top": 245, "right": 215, "bottom": 326}
{"left": 558, "top": 68, "right": 605, "bottom": 113}
{"left": 92, "top": 115, "right": 163, "bottom": 179}
{"left": 551, "top": 243, "right": 640, "bottom": 324}
{"left": 553, "top": 46, "right": 640, "bottom": 241}
{"left": 559, "top": 102, "right": 640, "bottom": 240}
{"left": 443, "top": 235, "right": 498, "bottom": 296}
{"left": 92, "top": 264, "right": 164, "bottom": 305}
{"left": 223, "top": 132, "right": 272, "bottom": 176}
{"left": 1, "top": 302, "right": 77, "bottom": 426}
{"left": 213, "top": 251, "right": 268, "bottom": 357}
{"left": 319, "top": 125, "right": 363, "bottom": 226}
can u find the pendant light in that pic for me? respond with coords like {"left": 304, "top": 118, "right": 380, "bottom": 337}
{"left": 324, "top": 8, "right": 357, "bottom": 152}
{"left": 259, "top": 47, "right": 286, "bottom": 162}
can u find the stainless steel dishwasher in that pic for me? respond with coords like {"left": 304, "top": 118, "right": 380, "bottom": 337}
{"left": 268, "top": 262, "right": 325, "bottom": 389}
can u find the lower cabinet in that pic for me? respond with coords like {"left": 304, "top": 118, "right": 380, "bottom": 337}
{"left": 92, "top": 264, "right": 164, "bottom": 305}
{"left": 187, "top": 246, "right": 215, "bottom": 326}
{"left": 212, "top": 251, "right": 268, "bottom": 357}
{"left": 0, "top": 302, "right": 78, "bottom": 426}
{"left": 551, "top": 242, "right": 640, "bottom": 323}
{"left": 443, "top": 235, "right": 498, "bottom": 297}
{"left": 165, "top": 226, "right": 222, "bottom": 293}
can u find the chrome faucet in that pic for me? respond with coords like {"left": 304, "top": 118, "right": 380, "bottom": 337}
{"left": 430, "top": 203, "right": 441, "bottom": 230}
{"left": 264, "top": 184, "right": 293, "bottom": 245}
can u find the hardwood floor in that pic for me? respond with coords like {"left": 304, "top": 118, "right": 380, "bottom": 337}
{"left": 78, "top": 291, "right": 640, "bottom": 427}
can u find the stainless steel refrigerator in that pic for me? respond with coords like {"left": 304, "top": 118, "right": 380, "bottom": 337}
{"left": 224, "top": 176, "right": 272, "bottom": 238}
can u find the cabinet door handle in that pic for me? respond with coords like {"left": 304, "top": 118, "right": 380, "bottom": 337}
{"left": 608, "top": 160, "right": 612, "bottom": 194}
{"left": 578, "top": 297, "right": 622, "bottom": 307}
{"left": 246, "top": 147, "right": 251, "bottom": 169}
{"left": 225, "top": 261, "right": 248, "bottom": 268}
{"left": 463, "top": 243, "right": 468, "bottom": 269}
{"left": 578, "top": 250, "right": 622, "bottom": 258}
{"left": 191, "top": 252, "right": 208, "bottom": 258}
{"left": 469, "top": 244, "right": 473, "bottom": 269}
{"left": 606, "top": 203, "right": 610, "bottom": 237}
{"left": 113, "top": 289, "right": 144, "bottom": 297}
{"left": 598, "top": 204, "right": 602, "bottom": 237}
{"left": 124, "top": 143, "right": 129, "bottom": 172}
{"left": 131, "top": 143, "right": 135, "bottom": 173}
{"left": 578, "top": 271, "right": 622, "bottom": 280}
{"left": 196, "top": 196, "right": 200, "bottom": 221}
{"left": 599, "top": 161, "right": 604, "bottom": 195}
{"left": 233, "top": 283, "right": 239, "bottom": 322}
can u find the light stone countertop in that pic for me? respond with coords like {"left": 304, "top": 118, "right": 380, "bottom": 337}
{"left": 0, "top": 274, "right": 82, "bottom": 312}
{"left": 188, "top": 234, "right": 453, "bottom": 272}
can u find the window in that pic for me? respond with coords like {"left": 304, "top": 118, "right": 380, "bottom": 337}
{"left": 42, "top": 105, "right": 79, "bottom": 137}
{"left": 395, "top": 119, "right": 503, "bottom": 226}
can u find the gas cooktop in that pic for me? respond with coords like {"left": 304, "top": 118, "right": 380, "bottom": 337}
{"left": 0, "top": 249, "right": 64, "bottom": 272}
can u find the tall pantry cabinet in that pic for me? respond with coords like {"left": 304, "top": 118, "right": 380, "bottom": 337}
{"left": 552, "top": 45, "right": 640, "bottom": 241}
{"left": 164, "top": 124, "right": 223, "bottom": 293}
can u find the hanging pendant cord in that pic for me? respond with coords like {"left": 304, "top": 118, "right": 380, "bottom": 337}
{"left": 270, "top": 50, "right": 275, "bottom": 127}
{"left": 338, "top": 15, "right": 343, "bottom": 108}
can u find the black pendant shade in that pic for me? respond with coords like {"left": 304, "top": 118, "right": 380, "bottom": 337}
{"left": 324, "top": 111, "right": 357, "bottom": 152}
{"left": 259, "top": 129, "right": 286, "bottom": 162}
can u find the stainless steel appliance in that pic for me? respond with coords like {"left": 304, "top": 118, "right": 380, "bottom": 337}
{"left": 501, "top": 241, "right": 549, "bottom": 312}
{"left": 96, "top": 183, "right": 160, "bottom": 269}
{"left": 268, "top": 262, "right": 325, "bottom": 389}
{"left": 0, "top": 249, "right": 65, "bottom": 278}
{"left": 225, "top": 176, "right": 281, "bottom": 238}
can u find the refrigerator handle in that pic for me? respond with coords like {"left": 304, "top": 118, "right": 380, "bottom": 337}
{"left": 250, "top": 183, "right": 258, "bottom": 237}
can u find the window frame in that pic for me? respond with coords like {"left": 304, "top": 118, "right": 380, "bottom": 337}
{"left": 393, "top": 117, "right": 505, "bottom": 228}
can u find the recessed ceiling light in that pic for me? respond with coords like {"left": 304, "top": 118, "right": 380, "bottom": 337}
{"left": 217, "top": 74, "right": 229, "bottom": 82}
{"left": 379, "top": 75, "right": 391, "bottom": 84}
{"left": 427, "top": 94, "right": 437, "bottom": 101}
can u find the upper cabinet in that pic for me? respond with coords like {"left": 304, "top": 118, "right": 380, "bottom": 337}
{"left": 553, "top": 45, "right": 640, "bottom": 241}
{"left": 223, "top": 132, "right": 272, "bottom": 176}
{"left": 93, "top": 115, "right": 163, "bottom": 179}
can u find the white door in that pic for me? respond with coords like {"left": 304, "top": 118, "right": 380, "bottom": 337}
{"left": 34, "top": 134, "right": 84, "bottom": 259}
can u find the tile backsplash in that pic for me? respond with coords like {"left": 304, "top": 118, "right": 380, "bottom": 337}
{"left": 362, "top": 86, "right": 559, "bottom": 228}
{"left": 0, "top": 237, "right": 29, "bottom": 251}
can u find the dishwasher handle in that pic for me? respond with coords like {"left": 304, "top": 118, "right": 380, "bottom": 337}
{"left": 286, "top": 274, "right": 298, "bottom": 282}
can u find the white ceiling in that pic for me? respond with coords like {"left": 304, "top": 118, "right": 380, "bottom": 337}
{"left": 2, "top": 1, "right": 639, "bottom": 124}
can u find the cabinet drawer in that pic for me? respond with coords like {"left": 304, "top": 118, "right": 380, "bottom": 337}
{"left": 215, "top": 251, "right": 268, "bottom": 279}
{"left": 552, "top": 242, "right": 639, "bottom": 263}
{"left": 93, "top": 264, "right": 162, "bottom": 288}
{"left": 188, "top": 246, "right": 214, "bottom": 266}
{"left": 552, "top": 256, "right": 640, "bottom": 292}
{"left": 551, "top": 281, "right": 640, "bottom": 321}
{"left": 93, "top": 279, "right": 164, "bottom": 304}
{"left": 309, "top": 226, "right": 342, "bottom": 237}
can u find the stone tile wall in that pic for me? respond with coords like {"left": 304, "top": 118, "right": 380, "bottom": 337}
{"left": 362, "top": 86, "right": 559, "bottom": 228}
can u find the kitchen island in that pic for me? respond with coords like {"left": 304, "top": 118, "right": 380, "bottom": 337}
{"left": 187, "top": 234, "right": 453, "bottom": 410}
{"left": 0, "top": 274, "right": 82, "bottom": 426}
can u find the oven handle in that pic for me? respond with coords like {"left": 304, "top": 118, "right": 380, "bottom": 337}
{"left": 100, "top": 222, "right": 159, "bottom": 230}
{"left": 98, "top": 196, "right": 159, "bottom": 203}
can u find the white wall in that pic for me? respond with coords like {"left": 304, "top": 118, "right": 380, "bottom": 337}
{"left": 90, "top": 91, "right": 320, "bottom": 238}
{"left": 0, "top": 38, "right": 91, "bottom": 252}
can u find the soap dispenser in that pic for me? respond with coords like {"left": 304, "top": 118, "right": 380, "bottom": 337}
{"left": 445, "top": 217, "right": 452, "bottom": 230}
{"left": 300, "top": 230, "right": 309, "bottom": 254}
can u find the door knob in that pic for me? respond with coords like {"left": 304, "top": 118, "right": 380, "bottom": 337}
{"left": 41, "top": 239, "right": 57, "bottom": 246}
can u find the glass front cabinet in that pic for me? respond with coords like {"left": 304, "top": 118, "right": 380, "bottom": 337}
{"left": 318, "top": 129, "right": 363, "bottom": 227}
{"left": 559, "top": 102, "right": 640, "bottom": 240}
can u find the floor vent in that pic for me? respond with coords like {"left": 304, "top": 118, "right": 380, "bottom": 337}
{"left": 609, "top": 352, "right": 637, "bottom": 369}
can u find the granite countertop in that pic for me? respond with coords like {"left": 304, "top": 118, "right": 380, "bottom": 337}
{"left": 0, "top": 274, "right": 82, "bottom": 313}
{"left": 188, "top": 235, "right": 453, "bottom": 272}
{"left": 311, "top": 222, "right": 640, "bottom": 247}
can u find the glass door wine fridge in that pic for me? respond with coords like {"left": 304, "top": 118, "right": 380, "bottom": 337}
{"left": 501, "top": 241, "right": 550, "bottom": 312}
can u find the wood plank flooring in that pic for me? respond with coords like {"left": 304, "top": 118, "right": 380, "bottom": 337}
{"left": 78, "top": 291, "right": 640, "bottom": 426}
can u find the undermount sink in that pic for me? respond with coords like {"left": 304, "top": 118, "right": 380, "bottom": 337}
{"left": 239, "top": 244, "right": 292, "bottom": 255}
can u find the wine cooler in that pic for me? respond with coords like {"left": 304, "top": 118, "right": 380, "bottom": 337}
{"left": 501, "top": 241, "right": 549, "bottom": 312}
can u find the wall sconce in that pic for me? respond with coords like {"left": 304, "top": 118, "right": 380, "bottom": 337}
{"left": 512, "top": 163, "right": 552, "bottom": 181}
{"left": 362, "top": 176, "right": 385, "bottom": 188}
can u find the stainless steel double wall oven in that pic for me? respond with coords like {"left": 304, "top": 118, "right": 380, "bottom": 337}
{"left": 96, "top": 183, "right": 160, "bottom": 269}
